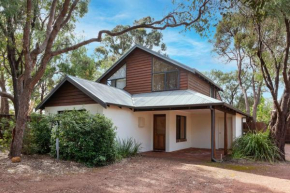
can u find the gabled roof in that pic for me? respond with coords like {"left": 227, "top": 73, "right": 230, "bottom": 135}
{"left": 36, "top": 76, "right": 249, "bottom": 117}
{"left": 35, "top": 75, "right": 133, "bottom": 110}
{"left": 96, "top": 44, "right": 223, "bottom": 91}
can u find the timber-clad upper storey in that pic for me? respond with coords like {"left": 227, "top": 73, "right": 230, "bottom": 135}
{"left": 97, "top": 44, "right": 222, "bottom": 99}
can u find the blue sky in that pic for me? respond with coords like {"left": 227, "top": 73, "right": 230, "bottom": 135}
{"left": 74, "top": 0, "right": 237, "bottom": 73}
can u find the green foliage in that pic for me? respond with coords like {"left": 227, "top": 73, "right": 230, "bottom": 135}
{"left": 232, "top": 131, "right": 281, "bottom": 162}
{"left": 22, "top": 114, "right": 54, "bottom": 155}
{"left": 58, "top": 47, "right": 98, "bottom": 80}
{"left": 116, "top": 138, "right": 141, "bottom": 159}
{"left": 95, "top": 18, "right": 167, "bottom": 72}
{"left": 0, "top": 117, "right": 14, "bottom": 150}
{"left": 50, "top": 110, "right": 117, "bottom": 167}
{"left": 205, "top": 70, "right": 255, "bottom": 113}
{"left": 255, "top": 97, "right": 272, "bottom": 123}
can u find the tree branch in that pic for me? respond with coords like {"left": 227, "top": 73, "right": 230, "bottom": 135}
{"left": 23, "top": 0, "right": 33, "bottom": 73}
{"left": 51, "top": 0, "right": 209, "bottom": 56}
{"left": 31, "top": 0, "right": 58, "bottom": 60}
{"left": 60, "top": 0, "right": 79, "bottom": 28}
{"left": 0, "top": 91, "right": 14, "bottom": 104}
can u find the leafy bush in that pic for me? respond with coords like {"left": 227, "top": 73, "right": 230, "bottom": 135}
{"left": 50, "top": 110, "right": 117, "bottom": 166}
{"left": 232, "top": 131, "right": 281, "bottom": 162}
{"left": 116, "top": 138, "right": 141, "bottom": 159}
{"left": 0, "top": 117, "right": 15, "bottom": 150}
{"left": 22, "top": 114, "right": 54, "bottom": 155}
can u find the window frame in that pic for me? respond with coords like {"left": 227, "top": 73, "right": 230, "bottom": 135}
{"left": 151, "top": 57, "right": 180, "bottom": 92}
{"left": 210, "top": 85, "right": 216, "bottom": 98}
{"left": 108, "top": 77, "right": 126, "bottom": 89}
{"left": 176, "top": 115, "right": 187, "bottom": 142}
{"left": 107, "top": 63, "right": 127, "bottom": 89}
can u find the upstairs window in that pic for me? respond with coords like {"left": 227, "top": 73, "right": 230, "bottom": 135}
{"left": 107, "top": 64, "right": 126, "bottom": 89}
{"left": 152, "top": 58, "right": 179, "bottom": 91}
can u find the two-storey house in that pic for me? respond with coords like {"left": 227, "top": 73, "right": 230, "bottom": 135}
{"left": 36, "top": 45, "right": 250, "bottom": 161}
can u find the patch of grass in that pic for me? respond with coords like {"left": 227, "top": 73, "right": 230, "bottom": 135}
{"left": 232, "top": 130, "right": 281, "bottom": 162}
{"left": 116, "top": 138, "right": 141, "bottom": 159}
{"left": 206, "top": 162, "right": 258, "bottom": 171}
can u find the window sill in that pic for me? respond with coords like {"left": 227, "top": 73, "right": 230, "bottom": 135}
{"left": 176, "top": 139, "right": 187, "bottom": 143}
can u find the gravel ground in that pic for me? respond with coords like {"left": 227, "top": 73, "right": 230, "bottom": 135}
{"left": 0, "top": 145, "right": 290, "bottom": 193}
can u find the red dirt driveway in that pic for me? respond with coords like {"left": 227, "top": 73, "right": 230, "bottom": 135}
{"left": 1, "top": 145, "right": 290, "bottom": 193}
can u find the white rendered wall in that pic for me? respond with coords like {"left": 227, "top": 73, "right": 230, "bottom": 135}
{"left": 167, "top": 110, "right": 192, "bottom": 152}
{"left": 233, "top": 113, "right": 243, "bottom": 139}
{"left": 102, "top": 106, "right": 155, "bottom": 152}
{"left": 191, "top": 110, "right": 234, "bottom": 149}
{"left": 45, "top": 104, "right": 242, "bottom": 152}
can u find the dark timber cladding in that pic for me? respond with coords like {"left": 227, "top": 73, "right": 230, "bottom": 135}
{"left": 99, "top": 48, "right": 189, "bottom": 94}
{"left": 100, "top": 48, "right": 152, "bottom": 94}
{"left": 44, "top": 81, "right": 96, "bottom": 107}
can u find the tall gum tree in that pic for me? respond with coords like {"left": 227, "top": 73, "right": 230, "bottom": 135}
{"left": 235, "top": 0, "right": 290, "bottom": 159}
{"left": 213, "top": 13, "right": 263, "bottom": 122}
{"left": 0, "top": 0, "right": 220, "bottom": 158}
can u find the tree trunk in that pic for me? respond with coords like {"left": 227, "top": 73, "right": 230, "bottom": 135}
{"left": 0, "top": 71, "right": 9, "bottom": 114}
{"left": 237, "top": 60, "right": 250, "bottom": 115}
{"left": 269, "top": 90, "right": 290, "bottom": 161}
{"left": 9, "top": 89, "right": 31, "bottom": 157}
{"left": 270, "top": 113, "right": 287, "bottom": 160}
{"left": 0, "top": 97, "right": 9, "bottom": 114}
{"left": 252, "top": 83, "right": 262, "bottom": 122}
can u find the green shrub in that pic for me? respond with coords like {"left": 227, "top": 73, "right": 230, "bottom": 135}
{"left": 22, "top": 114, "right": 54, "bottom": 155}
{"left": 116, "top": 138, "right": 141, "bottom": 159}
{"left": 0, "top": 117, "right": 15, "bottom": 150}
{"left": 232, "top": 131, "right": 281, "bottom": 162}
{"left": 50, "top": 110, "right": 117, "bottom": 166}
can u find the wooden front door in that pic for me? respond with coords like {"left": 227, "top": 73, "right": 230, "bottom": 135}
{"left": 154, "top": 114, "right": 166, "bottom": 151}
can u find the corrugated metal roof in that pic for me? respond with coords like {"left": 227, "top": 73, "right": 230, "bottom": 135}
{"left": 37, "top": 76, "right": 222, "bottom": 110}
{"left": 132, "top": 89, "right": 222, "bottom": 107}
{"left": 71, "top": 76, "right": 133, "bottom": 107}
{"left": 36, "top": 76, "right": 249, "bottom": 117}
{"left": 96, "top": 44, "right": 223, "bottom": 91}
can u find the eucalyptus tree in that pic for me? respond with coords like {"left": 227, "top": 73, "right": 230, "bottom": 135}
{"left": 213, "top": 12, "right": 264, "bottom": 122}
{"left": 95, "top": 21, "right": 167, "bottom": 71}
{"left": 246, "top": 0, "right": 290, "bottom": 159}
{"left": 223, "top": 0, "right": 290, "bottom": 159}
{"left": 206, "top": 70, "right": 243, "bottom": 105}
{"left": 0, "top": 0, "right": 220, "bottom": 158}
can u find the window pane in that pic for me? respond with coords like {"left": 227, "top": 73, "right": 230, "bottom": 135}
{"left": 153, "top": 73, "right": 165, "bottom": 91}
{"left": 153, "top": 58, "right": 178, "bottom": 73}
{"left": 111, "top": 80, "right": 116, "bottom": 87}
{"left": 116, "top": 78, "right": 126, "bottom": 89}
{"left": 176, "top": 116, "right": 186, "bottom": 140}
{"left": 180, "top": 116, "right": 186, "bottom": 139}
{"left": 166, "top": 71, "right": 178, "bottom": 90}
{"left": 109, "top": 64, "right": 126, "bottom": 79}
{"left": 176, "top": 116, "right": 180, "bottom": 139}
